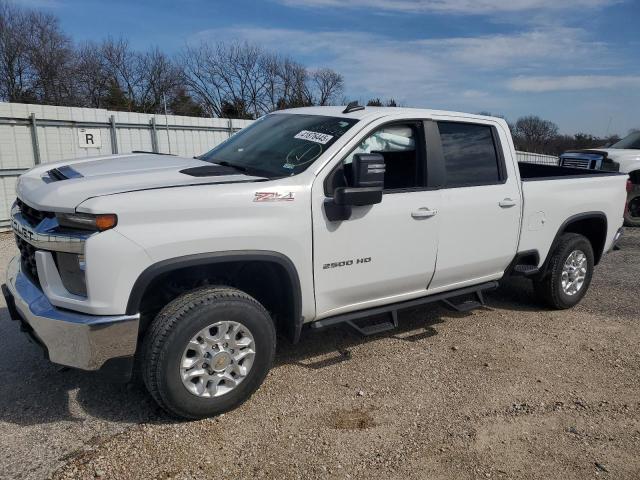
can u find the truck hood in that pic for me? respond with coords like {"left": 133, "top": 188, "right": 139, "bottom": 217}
{"left": 16, "top": 153, "right": 265, "bottom": 212}
{"left": 589, "top": 148, "right": 640, "bottom": 161}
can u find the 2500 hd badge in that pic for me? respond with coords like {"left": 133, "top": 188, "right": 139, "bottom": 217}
{"left": 323, "top": 257, "right": 372, "bottom": 269}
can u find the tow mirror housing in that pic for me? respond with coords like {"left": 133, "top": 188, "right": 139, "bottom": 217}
{"left": 325, "top": 153, "right": 385, "bottom": 221}
{"left": 352, "top": 153, "right": 385, "bottom": 189}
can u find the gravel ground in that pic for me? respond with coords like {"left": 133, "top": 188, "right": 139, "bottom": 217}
{"left": 0, "top": 229, "right": 638, "bottom": 480}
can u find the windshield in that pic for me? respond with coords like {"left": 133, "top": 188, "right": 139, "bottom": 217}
{"left": 610, "top": 131, "right": 640, "bottom": 150}
{"left": 199, "top": 113, "right": 359, "bottom": 178}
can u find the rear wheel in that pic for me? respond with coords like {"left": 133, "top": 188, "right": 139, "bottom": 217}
{"left": 142, "top": 286, "right": 276, "bottom": 419}
{"left": 533, "top": 233, "right": 594, "bottom": 309}
{"left": 624, "top": 189, "right": 640, "bottom": 227}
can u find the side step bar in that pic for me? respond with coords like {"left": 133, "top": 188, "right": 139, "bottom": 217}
{"left": 441, "top": 289, "right": 485, "bottom": 312}
{"left": 310, "top": 281, "right": 498, "bottom": 337}
{"left": 512, "top": 264, "right": 540, "bottom": 277}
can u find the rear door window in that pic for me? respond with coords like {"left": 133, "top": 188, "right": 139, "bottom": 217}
{"left": 437, "top": 122, "right": 502, "bottom": 187}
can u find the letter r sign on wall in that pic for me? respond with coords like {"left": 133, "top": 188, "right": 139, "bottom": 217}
{"left": 78, "top": 128, "right": 102, "bottom": 148}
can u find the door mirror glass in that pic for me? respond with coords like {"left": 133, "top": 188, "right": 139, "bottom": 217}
{"left": 351, "top": 153, "right": 385, "bottom": 189}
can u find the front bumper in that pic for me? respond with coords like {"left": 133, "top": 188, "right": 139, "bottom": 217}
{"left": 3, "top": 255, "right": 139, "bottom": 372}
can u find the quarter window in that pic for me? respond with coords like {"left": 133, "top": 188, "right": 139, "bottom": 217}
{"left": 438, "top": 122, "right": 502, "bottom": 187}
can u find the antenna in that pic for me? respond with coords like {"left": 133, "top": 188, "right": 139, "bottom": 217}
{"left": 342, "top": 101, "right": 365, "bottom": 114}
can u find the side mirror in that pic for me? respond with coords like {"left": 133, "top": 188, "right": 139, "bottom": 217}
{"left": 325, "top": 153, "right": 385, "bottom": 221}
{"left": 335, "top": 153, "right": 385, "bottom": 206}
{"left": 352, "top": 153, "right": 385, "bottom": 189}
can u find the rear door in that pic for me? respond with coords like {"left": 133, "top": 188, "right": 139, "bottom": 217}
{"left": 428, "top": 120, "right": 521, "bottom": 291}
{"left": 311, "top": 119, "right": 442, "bottom": 319}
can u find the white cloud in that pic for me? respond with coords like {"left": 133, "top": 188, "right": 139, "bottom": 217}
{"left": 418, "top": 27, "right": 605, "bottom": 69}
{"left": 508, "top": 75, "right": 640, "bottom": 92}
{"left": 196, "top": 26, "right": 612, "bottom": 99}
{"left": 276, "top": 0, "right": 619, "bottom": 14}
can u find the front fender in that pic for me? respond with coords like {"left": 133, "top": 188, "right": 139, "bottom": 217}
{"left": 125, "top": 250, "right": 304, "bottom": 342}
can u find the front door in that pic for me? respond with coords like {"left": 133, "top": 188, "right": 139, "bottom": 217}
{"left": 312, "top": 120, "right": 441, "bottom": 319}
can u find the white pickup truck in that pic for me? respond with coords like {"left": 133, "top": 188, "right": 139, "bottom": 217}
{"left": 560, "top": 131, "right": 640, "bottom": 227}
{"left": 3, "top": 105, "right": 627, "bottom": 419}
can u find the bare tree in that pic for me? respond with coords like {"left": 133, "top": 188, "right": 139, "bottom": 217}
{"left": 136, "top": 47, "right": 182, "bottom": 113}
{"left": 26, "top": 9, "right": 76, "bottom": 105}
{"left": 512, "top": 116, "right": 559, "bottom": 153}
{"left": 0, "top": 1, "right": 349, "bottom": 118}
{"left": 180, "top": 41, "right": 227, "bottom": 117}
{"left": 0, "top": 1, "right": 33, "bottom": 102}
{"left": 101, "top": 37, "right": 143, "bottom": 111}
{"left": 277, "top": 58, "right": 312, "bottom": 109}
{"left": 312, "top": 68, "right": 343, "bottom": 106}
{"left": 75, "top": 42, "right": 111, "bottom": 108}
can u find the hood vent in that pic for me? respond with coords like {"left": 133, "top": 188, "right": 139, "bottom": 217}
{"left": 45, "top": 165, "right": 84, "bottom": 182}
{"left": 180, "top": 165, "right": 242, "bottom": 177}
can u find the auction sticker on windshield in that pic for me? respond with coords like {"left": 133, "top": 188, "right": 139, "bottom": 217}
{"left": 294, "top": 130, "right": 334, "bottom": 144}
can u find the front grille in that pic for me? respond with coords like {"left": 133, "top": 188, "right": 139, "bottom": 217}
{"left": 15, "top": 198, "right": 54, "bottom": 227}
{"left": 13, "top": 198, "right": 55, "bottom": 287}
{"left": 15, "top": 234, "right": 40, "bottom": 286}
{"left": 561, "top": 158, "right": 593, "bottom": 169}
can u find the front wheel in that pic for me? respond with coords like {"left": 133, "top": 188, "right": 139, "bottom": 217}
{"left": 142, "top": 286, "right": 276, "bottom": 419}
{"left": 533, "top": 233, "right": 594, "bottom": 309}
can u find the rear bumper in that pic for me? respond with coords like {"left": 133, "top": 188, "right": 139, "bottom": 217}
{"left": 3, "top": 255, "right": 139, "bottom": 374}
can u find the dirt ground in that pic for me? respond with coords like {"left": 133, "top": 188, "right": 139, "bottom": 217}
{"left": 0, "top": 229, "right": 638, "bottom": 480}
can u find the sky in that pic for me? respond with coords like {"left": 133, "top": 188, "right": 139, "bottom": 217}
{"left": 24, "top": 0, "right": 640, "bottom": 136}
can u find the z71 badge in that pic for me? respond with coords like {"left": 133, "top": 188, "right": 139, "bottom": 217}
{"left": 253, "top": 192, "right": 295, "bottom": 202}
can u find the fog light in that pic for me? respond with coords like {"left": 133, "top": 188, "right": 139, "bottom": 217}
{"left": 55, "top": 252, "right": 87, "bottom": 296}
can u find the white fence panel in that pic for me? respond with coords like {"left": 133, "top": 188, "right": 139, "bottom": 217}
{"left": 0, "top": 101, "right": 254, "bottom": 229}
{"left": 516, "top": 150, "right": 559, "bottom": 166}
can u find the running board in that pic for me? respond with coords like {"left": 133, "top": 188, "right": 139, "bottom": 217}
{"left": 512, "top": 264, "right": 540, "bottom": 277}
{"left": 310, "top": 281, "right": 498, "bottom": 337}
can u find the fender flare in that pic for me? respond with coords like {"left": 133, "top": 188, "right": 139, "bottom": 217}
{"left": 540, "top": 211, "right": 608, "bottom": 275}
{"left": 126, "top": 250, "right": 303, "bottom": 342}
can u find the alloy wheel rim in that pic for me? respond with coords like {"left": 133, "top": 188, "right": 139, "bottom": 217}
{"left": 561, "top": 250, "right": 588, "bottom": 296}
{"left": 180, "top": 321, "right": 255, "bottom": 398}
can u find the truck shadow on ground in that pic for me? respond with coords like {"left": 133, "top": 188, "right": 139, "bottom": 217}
{"left": 0, "top": 279, "right": 542, "bottom": 426}
{"left": 277, "top": 276, "right": 540, "bottom": 371}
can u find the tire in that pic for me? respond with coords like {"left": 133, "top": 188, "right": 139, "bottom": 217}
{"left": 624, "top": 190, "right": 640, "bottom": 227}
{"left": 141, "top": 286, "right": 276, "bottom": 419}
{"left": 533, "top": 233, "right": 594, "bottom": 309}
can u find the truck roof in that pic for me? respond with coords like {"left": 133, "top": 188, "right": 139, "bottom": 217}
{"left": 275, "top": 105, "right": 504, "bottom": 124}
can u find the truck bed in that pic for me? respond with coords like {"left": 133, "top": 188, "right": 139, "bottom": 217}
{"left": 516, "top": 168, "right": 628, "bottom": 267}
{"left": 518, "top": 162, "right": 623, "bottom": 181}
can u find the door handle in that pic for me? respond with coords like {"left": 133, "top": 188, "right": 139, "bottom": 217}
{"left": 499, "top": 198, "right": 517, "bottom": 208}
{"left": 411, "top": 207, "right": 438, "bottom": 219}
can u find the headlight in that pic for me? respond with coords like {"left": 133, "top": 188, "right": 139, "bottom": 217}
{"left": 56, "top": 212, "right": 117, "bottom": 231}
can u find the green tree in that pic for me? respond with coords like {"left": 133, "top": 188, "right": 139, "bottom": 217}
{"left": 169, "top": 87, "right": 204, "bottom": 117}
{"left": 102, "top": 80, "right": 129, "bottom": 111}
